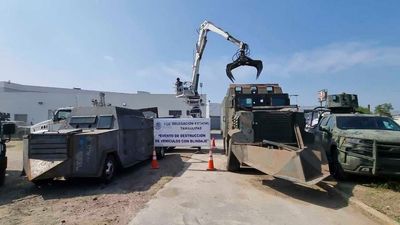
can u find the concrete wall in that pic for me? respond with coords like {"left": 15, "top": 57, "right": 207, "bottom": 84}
{"left": 210, "top": 116, "right": 221, "bottom": 130}
{"left": 209, "top": 103, "right": 221, "bottom": 130}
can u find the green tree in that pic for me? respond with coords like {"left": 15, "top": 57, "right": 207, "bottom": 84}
{"left": 374, "top": 103, "right": 393, "bottom": 117}
{"left": 356, "top": 106, "right": 371, "bottom": 114}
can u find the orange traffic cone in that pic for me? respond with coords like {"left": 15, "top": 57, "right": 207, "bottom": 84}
{"left": 207, "top": 138, "right": 216, "bottom": 171}
{"left": 151, "top": 149, "right": 159, "bottom": 169}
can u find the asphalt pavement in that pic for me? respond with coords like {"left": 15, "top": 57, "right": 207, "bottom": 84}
{"left": 130, "top": 141, "right": 378, "bottom": 225}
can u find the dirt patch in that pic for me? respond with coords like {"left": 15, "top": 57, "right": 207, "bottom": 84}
{"left": 247, "top": 169, "right": 399, "bottom": 223}
{"left": 0, "top": 141, "right": 194, "bottom": 225}
{"left": 334, "top": 177, "right": 400, "bottom": 223}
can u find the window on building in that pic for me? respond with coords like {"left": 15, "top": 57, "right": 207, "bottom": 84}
{"left": 14, "top": 114, "right": 28, "bottom": 123}
{"left": 169, "top": 110, "right": 182, "bottom": 118}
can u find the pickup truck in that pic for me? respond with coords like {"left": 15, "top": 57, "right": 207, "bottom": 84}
{"left": 314, "top": 113, "right": 400, "bottom": 179}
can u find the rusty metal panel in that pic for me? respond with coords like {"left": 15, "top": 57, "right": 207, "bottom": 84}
{"left": 118, "top": 129, "right": 153, "bottom": 167}
{"left": 28, "top": 159, "right": 64, "bottom": 180}
{"left": 232, "top": 142, "right": 330, "bottom": 185}
{"left": 24, "top": 130, "right": 81, "bottom": 181}
{"left": 253, "top": 111, "right": 299, "bottom": 144}
{"left": 72, "top": 134, "right": 99, "bottom": 175}
{"left": 29, "top": 134, "right": 68, "bottom": 160}
{"left": 24, "top": 133, "right": 71, "bottom": 181}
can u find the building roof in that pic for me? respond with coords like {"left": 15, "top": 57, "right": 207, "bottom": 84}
{"left": 0, "top": 81, "right": 164, "bottom": 96}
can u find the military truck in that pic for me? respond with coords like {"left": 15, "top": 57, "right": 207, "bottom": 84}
{"left": 23, "top": 106, "right": 162, "bottom": 183}
{"left": 309, "top": 93, "right": 400, "bottom": 179}
{"left": 0, "top": 121, "right": 16, "bottom": 186}
{"left": 221, "top": 84, "right": 329, "bottom": 185}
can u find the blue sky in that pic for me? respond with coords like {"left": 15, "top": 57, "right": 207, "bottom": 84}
{"left": 1, "top": 1, "right": 399, "bottom": 110}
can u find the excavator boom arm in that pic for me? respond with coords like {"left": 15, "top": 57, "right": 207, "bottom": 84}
{"left": 191, "top": 20, "right": 262, "bottom": 94}
{"left": 176, "top": 20, "right": 263, "bottom": 118}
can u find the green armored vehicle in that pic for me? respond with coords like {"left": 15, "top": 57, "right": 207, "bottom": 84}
{"left": 312, "top": 93, "right": 400, "bottom": 179}
{"left": 221, "top": 84, "right": 329, "bottom": 185}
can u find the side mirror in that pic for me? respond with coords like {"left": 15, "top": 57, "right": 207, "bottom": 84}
{"left": 305, "top": 124, "right": 316, "bottom": 133}
{"left": 2, "top": 123, "right": 16, "bottom": 135}
{"left": 319, "top": 125, "right": 330, "bottom": 133}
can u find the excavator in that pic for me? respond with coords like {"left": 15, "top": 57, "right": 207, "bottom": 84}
{"left": 175, "top": 20, "right": 263, "bottom": 118}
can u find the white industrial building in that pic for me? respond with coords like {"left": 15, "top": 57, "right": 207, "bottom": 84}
{"left": 0, "top": 81, "right": 211, "bottom": 125}
{"left": 209, "top": 103, "right": 222, "bottom": 130}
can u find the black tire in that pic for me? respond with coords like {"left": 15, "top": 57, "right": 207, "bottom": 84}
{"left": 102, "top": 155, "right": 116, "bottom": 183}
{"left": 32, "top": 179, "right": 53, "bottom": 186}
{"left": 226, "top": 140, "right": 240, "bottom": 171}
{"left": 156, "top": 147, "right": 166, "bottom": 160}
{"left": 0, "top": 155, "right": 6, "bottom": 186}
{"left": 329, "top": 148, "right": 347, "bottom": 180}
{"left": 0, "top": 167, "right": 5, "bottom": 186}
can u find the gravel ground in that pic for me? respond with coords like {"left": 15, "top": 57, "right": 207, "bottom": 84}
{"left": 0, "top": 141, "right": 195, "bottom": 225}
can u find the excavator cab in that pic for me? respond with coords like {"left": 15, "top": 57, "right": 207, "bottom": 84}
{"left": 226, "top": 48, "right": 263, "bottom": 82}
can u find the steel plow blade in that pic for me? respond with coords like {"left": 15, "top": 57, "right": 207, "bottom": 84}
{"left": 232, "top": 143, "right": 330, "bottom": 185}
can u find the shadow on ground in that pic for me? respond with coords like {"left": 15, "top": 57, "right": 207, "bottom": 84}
{"left": 261, "top": 177, "right": 349, "bottom": 209}
{"left": 0, "top": 152, "right": 191, "bottom": 206}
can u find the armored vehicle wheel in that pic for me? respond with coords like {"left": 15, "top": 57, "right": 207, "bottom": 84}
{"left": 156, "top": 147, "right": 166, "bottom": 159}
{"left": 32, "top": 179, "right": 53, "bottom": 186}
{"left": 0, "top": 155, "right": 6, "bottom": 186}
{"left": 227, "top": 140, "right": 240, "bottom": 171}
{"left": 102, "top": 155, "right": 116, "bottom": 183}
{"left": 329, "top": 148, "right": 347, "bottom": 180}
{"left": 0, "top": 167, "right": 5, "bottom": 186}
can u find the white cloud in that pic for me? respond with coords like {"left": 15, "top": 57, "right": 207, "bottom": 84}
{"left": 264, "top": 42, "right": 400, "bottom": 76}
{"left": 133, "top": 41, "right": 400, "bottom": 84}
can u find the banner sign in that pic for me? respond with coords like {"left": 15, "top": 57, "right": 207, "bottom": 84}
{"left": 154, "top": 118, "right": 210, "bottom": 147}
